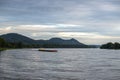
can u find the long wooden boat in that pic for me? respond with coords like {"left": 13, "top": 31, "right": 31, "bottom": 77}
{"left": 38, "top": 49, "right": 57, "bottom": 52}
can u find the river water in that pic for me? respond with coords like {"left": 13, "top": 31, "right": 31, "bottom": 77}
{"left": 0, "top": 48, "right": 120, "bottom": 80}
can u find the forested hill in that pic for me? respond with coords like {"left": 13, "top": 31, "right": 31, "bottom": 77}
{"left": 0, "top": 33, "right": 96, "bottom": 48}
{"left": 100, "top": 42, "right": 120, "bottom": 49}
{"left": 0, "top": 33, "right": 36, "bottom": 44}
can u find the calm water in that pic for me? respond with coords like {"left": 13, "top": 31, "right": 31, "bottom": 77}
{"left": 0, "top": 48, "right": 120, "bottom": 80}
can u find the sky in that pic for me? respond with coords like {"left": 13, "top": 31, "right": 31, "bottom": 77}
{"left": 0, "top": 0, "right": 120, "bottom": 45}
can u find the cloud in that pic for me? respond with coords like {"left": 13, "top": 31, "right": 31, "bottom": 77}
{"left": 57, "top": 32, "right": 120, "bottom": 44}
{"left": 0, "top": 0, "right": 119, "bottom": 24}
{"left": 0, "top": 24, "right": 120, "bottom": 44}
{"left": 0, "top": 26, "right": 12, "bottom": 34}
{"left": 0, "top": 0, "right": 120, "bottom": 44}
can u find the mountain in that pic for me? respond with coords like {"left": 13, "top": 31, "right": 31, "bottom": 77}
{"left": 46, "top": 38, "right": 85, "bottom": 45}
{"left": 0, "top": 33, "right": 90, "bottom": 48}
{"left": 0, "top": 33, "right": 36, "bottom": 44}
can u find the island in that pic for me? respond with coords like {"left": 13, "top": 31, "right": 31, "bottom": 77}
{"left": 100, "top": 42, "right": 120, "bottom": 49}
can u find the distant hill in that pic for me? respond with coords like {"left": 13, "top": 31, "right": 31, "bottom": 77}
{"left": 0, "top": 33, "right": 95, "bottom": 48}
{"left": 0, "top": 33, "right": 36, "bottom": 44}
{"left": 46, "top": 38, "right": 85, "bottom": 45}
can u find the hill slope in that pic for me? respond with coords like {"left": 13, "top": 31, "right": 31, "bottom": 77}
{"left": 0, "top": 33, "right": 89, "bottom": 48}
{"left": 0, "top": 33, "right": 36, "bottom": 44}
{"left": 46, "top": 38, "right": 85, "bottom": 45}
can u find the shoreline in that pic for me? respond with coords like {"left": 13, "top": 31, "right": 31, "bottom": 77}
{"left": 0, "top": 48, "right": 7, "bottom": 51}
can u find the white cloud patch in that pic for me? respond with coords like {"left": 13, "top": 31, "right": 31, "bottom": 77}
{"left": 0, "top": 26, "right": 12, "bottom": 34}
{"left": 0, "top": 0, "right": 120, "bottom": 44}
{"left": 57, "top": 32, "right": 120, "bottom": 44}
{"left": 58, "top": 32, "right": 120, "bottom": 39}
{"left": 0, "top": 24, "right": 120, "bottom": 44}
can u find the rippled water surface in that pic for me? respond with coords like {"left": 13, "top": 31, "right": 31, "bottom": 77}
{"left": 0, "top": 48, "right": 120, "bottom": 80}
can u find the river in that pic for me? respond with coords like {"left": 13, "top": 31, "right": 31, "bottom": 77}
{"left": 0, "top": 48, "right": 120, "bottom": 80}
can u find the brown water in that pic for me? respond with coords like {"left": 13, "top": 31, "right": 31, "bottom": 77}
{"left": 0, "top": 48, "right": 120, "bottom": 80}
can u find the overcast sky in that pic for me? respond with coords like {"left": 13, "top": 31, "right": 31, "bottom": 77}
{"left": 0, "top": 0, "right": 120, "bottom": 44}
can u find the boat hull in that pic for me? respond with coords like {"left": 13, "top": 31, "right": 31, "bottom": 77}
{"left": 38, "top": 50, "right": 57, "bottom": 52}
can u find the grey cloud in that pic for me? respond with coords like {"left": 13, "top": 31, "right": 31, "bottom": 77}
{"left": 0, "top": 0, "right": 120, "bottom": 44}
{"left": 0, "top": 0, "right": 119, "bottom": 24}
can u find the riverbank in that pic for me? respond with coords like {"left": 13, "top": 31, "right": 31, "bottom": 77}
{"left": 0, "top": 48, "right": 7, "bottom": 51}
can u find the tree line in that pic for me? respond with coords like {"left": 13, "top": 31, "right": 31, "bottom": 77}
{"left": 0, "top": 37, "right": 95, "bottom": 49}
{"left": 0, "top": 38, "right": 32, "bottom": 48}
{"left": 100, "top": 42, "right": 120, "bottom": 49}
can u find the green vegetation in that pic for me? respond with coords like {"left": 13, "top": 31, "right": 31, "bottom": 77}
{"left": 0, "top": 36, "right": 96, "bottom": 49}
{"left": 0, "top": 38, "right": 6, "bottom": 51}
{"left": 0, "top": 33, "right": 98, "bottom": 48}
{"left": 0, "top": 48, "right": 7, "bottom": 51}
{"left": 100, "top": 42, "right": 120, "bottom": 49}
{"left": 0, "top": 38, "right": 31, "bottom": 51}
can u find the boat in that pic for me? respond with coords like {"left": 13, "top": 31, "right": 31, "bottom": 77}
{"left": 38, "top": 48, "right": 57, "bottom": 52}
